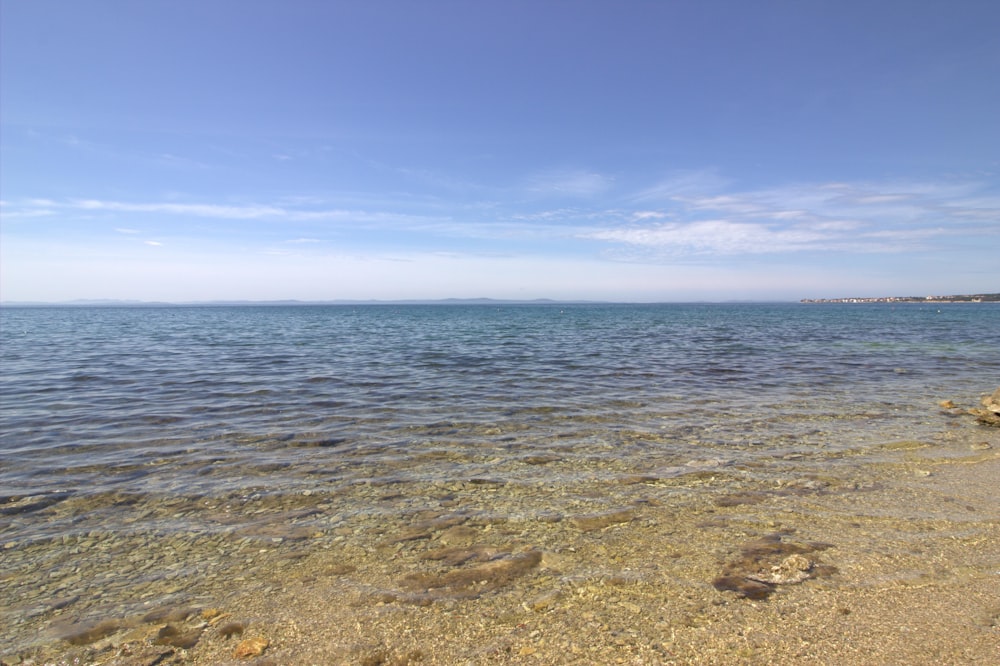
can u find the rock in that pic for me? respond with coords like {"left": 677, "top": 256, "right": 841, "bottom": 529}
{"left": 523, "top": 455, "right": 561, "bottom": 465}
{"left": 570, "top": 508, "right": 636, "bottom": 531}
{"left": 616, "top": 473, "right": 662, "bottom": 485}
{"left": 398, "top": 549, "right": 542, "bottom": 598}
{"left": 142, "top": 606, "right": 199, "bottom": 624}
{"left": 59, "top": 618, "right": 122, "bottom": 646}
{"left": 419, "top": 545, "right": 501, "bottom": 566}
{"left": 218, "top": 622, "right": 245, "bottom": 638}
{"left": 939, "top": 400, "right": 957, "bottom": 409}
{"left": 969, "top": 408, "right": 1000, "bottom": 427}
{"left": 983, "top": 388, "right": 1000, "bottom": 413}
{"left": 525, "top": 589, "right": 562, "bottom": 612}
{"left": 747, "top": 553, "right": 814, "bottom": 585}
{"left": 391, "top": 513, "right": 470, "bottom": 543}
{"left": 973, "top": 412, "right": 1000, "bottom": 426}
{"left": 712, "top": 575, "right": 774, "bottom": 600}
{"left": 685, "top": 458, "right": 732, "bottom": 468}
{"left": 153, "top": 624, "right": 203, "bottom": 649}
{"left": 200, "top": 608, "right": 224, "bottom": 621}
{"left": 714, "top": 491, "right": 769, "bottom": 507}
{"left": 234, "top": 636, "right": 269, "bottom": 659}
{"left": 390, "top": 528, "right": 433, "bottom": 543}
{"left": 969, "top": 388, "right": 1000, "bottom": 426}
{"left": 437, "top": 525, "right": 478, "bottom": 545}
{"left": 713, "top": 534, "right": 835, "bottom": 600}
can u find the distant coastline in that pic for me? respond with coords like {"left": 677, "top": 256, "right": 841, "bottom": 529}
{"left": 801, "top": 293, "right": 1000, "bottom": 303}
{"left": 0, "top": 298, "right": 603, "bottom": 308}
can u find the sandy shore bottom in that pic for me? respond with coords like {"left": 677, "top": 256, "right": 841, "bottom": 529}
{"left": 4, "top": 425, "right": 999, "bottom": 665}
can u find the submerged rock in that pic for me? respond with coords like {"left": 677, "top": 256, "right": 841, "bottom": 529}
{"left": 984, "top": 388, "right": 1000, "bottom": 412}
{"left": 570, "top": 508, "right": 636, "bottom": 531}
{"left": 969, "top": 388, "right": 1000, "bottom": 426}
{"left": 58, "top": 618, "right": 122, "bottom": 646}
{"left": 526, "top": 589, "right": 562, "bottom": 612}
{"left": 396, "top": 549, "right": 542, "bottom": 600}
{"left": 747, "top": 553, "right": 814, "bottom": 585}
{"left": 712, "top": 575, "right": 775, "bottom": 600}
{"left": 713, "top": 534, "right": 835, "bottom": 600}
{"left": 218, "top": 621, "right": 246, "bottom": 638}
{"left": 234, "top": 636, "right": 269, "bottom": 659}
{"left": 153, "top": 624, "right": 203, "bottom": 649}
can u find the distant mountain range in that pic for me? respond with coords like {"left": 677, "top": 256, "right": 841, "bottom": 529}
{"left": 0, "top": 297, "right": 604, "bottom": 307}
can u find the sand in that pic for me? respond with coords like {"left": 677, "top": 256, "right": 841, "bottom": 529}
{"left": 4, "top": 426, "right": 999, "bottom": 665}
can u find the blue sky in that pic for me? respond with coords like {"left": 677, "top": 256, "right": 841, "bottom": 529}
{"left": 2, "top": 0, "right": 998, "bottom": 302}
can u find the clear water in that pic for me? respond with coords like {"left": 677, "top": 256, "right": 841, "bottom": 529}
{"left": 1, "top": 303, "right": 998, "bottom": 658}
{"left": 2, "top": 303, "right": 998, "bottom": 502}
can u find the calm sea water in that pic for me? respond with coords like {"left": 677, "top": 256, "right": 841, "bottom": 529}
{"left": 2, "top": 303, "right": 998, "bottom": 504}
{"left": 2, "top": 302, "right": 1000, "bottom": 656}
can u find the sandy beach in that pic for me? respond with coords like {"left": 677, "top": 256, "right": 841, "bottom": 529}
{"left": 7, "top": 417, "right": 997, "bottom": 666}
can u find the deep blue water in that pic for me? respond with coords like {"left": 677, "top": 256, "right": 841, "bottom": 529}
{"left": 1, "top": 303, "right": 998, "bottom": 502}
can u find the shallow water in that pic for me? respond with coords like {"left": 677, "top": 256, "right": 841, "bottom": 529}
{"left": 3, "top": 303, "right": 997, "bottom": 497}
{"left": 1, "top": 303, "right": 998, "bottom": 661}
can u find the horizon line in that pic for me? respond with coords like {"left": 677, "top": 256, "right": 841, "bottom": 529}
{"left": 0, "top": 297, "right": 803, "bottom": 307}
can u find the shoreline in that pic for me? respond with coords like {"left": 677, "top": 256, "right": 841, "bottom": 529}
{"left": 5, "top": 421, "right": 998, "bottom": 665}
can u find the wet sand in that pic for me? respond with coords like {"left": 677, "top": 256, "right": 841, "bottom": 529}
{"left": 3, "top": 424, "right": 999, "bottom": 665}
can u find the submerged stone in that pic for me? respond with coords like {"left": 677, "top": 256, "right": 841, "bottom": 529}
{"left": 398, "top": 549, "right": 542, "bottom": 598}
{"left": 234, "top": 636, "right": 269, "bottom": 659}
{"left": 59, "top": 618, "right": 122, "bottom": 646}
{"left": 570, "top": 508, "right": 636, "bottom": 531}
{"left": 153, "top": 624, "right": 203, "bottom": 649}
{"left": 961, "top": 388, "right": 1000, "bottom": 426}
{"left": 219, "top": 621, "right": 246, "bottom": 638}
{"left": 141, "top": 605, "right": 200, "bottom": 624}
{"left": 713, "top": 534, "right": 835, "bottom": 600}
{"left": 712, "top": 575, "right": 774, "bottom": 600}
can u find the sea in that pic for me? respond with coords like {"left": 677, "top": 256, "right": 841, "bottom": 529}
{"left": 1, "top": 302, "right": 998, "bottom": 657}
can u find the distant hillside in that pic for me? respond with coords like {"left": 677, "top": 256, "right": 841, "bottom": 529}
{"left": 0, "top": 298, "right": 602, "bottom": 307}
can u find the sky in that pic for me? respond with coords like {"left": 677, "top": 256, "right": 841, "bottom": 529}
{"left": 2, "top": 0, "right": 998, "bottom": 302}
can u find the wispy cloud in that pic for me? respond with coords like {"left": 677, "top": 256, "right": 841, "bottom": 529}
{"left": 590, "top": 219, "right": 833, "bottom": 254}
{"left": 75, "top": 200, "right": 288, "bottom": 219}
{"left": 525, "top": 169, "right": 614, "bottom": 198}
{"left": 632, "top": 211, "right": 670, "bottom": 221}
{"left": 0, "top": 208, "right": 56, "bottom": 219}
{"left": 632, "top": 169, "right": 730, "bottom": 201}
{"left": 4, "top": 198, "right": 444, "bottom": 227}
{"left": 3, "top": 176, "right": 996, "bottom": 262}
{"left": 585, "top": 178, "right": 1000, "bottom": 256}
